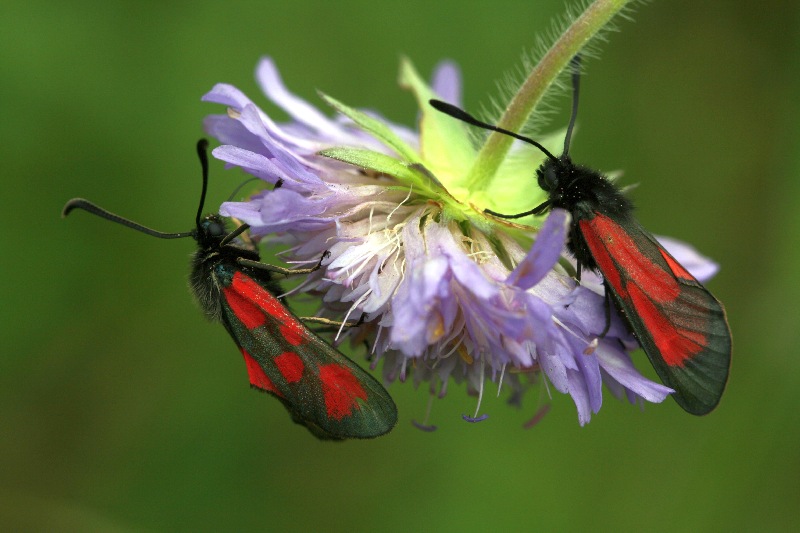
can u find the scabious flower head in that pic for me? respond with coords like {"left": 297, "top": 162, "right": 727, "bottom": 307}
{"left": 201, "top": 56, "right": 718, "bottom": 426}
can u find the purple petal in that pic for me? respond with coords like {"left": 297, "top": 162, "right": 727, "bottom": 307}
{"left": 220, "top": 188, "right": 333, "bottom": 233}
{"left": 569, "top": 337, "right": 603, "bottom": 413}
{"left": 507, "top": 209, "right": 569, "bottom": 290}
{"left": 211, "top": 145, "right": 287, "bottom": 185}
{"left": 595, "top": 343, "right": 673, "bottom": 402}
{"left": 431, "top": 60, "right": 462, "bottom": 106}
{"left": 462, "top": 414, "right": 489, "bottom": 423}
{"left": 201, "top": 83, "right": 252, "bottom": 108}
{"left": 390, "top": 257, "right": 450, "bottom": 355}
{"left": 427, "top": 223, "right": 497, "bottom": 299}
{"left": 567, "top": 369, "right": 592, "bottom": 426}
{"left": 554, "top": 285, "right": 630, "bottom": 340}
{"left": 538, "top": 350, "right": 569, "bottom": 393}
{"left": 204, "top": 115, "right": 272, "bottom": 158}
{"left": 518, "top": 292, "right": 560, "bottom": 352}
{"left": 219, "top": 106, "right": 324, "bottom": 188}
{"left": 256, "top": 57, "right": 344, "bottom": 138}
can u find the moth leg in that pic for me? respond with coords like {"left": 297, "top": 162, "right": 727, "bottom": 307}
{"left": 237, "top": 250, "right": 331, "bottom": 277}
{"left": 598, "top": 282, "right": 613, "bottom": 338}
{"left": 302, "top": 312, "right": 366, "bottom": 329}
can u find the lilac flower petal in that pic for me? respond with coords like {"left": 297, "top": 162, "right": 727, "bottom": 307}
{"left": 204, "top": 78, "right": 323, "bottom": 153}
{"left": 364, "top": 261, "right": 404, "bottom": 313}
{"left": 256, "top": 57, "right": 345, "bottom": 138}
{"left": 201, "top": 83, "right": 253, "bottom": 108}
{"left": 508, "top": 209, "right": 569, "bottom": 290}
{"left": 427, "top": 223, "right": 497, "bottom": 299}
{"left": 431, "top": 60, "right": 462, "bottom": 106}
{"left": 211, "top": 145, "right": 288, "bottom": 185}
{"left": 221, "top": 188, "right": 333, "bottom": 233}
{"left": 567, "top": 369, "right": 592, "bottom": 426}
{"left": 462, "top": 414, "right": 489, "bottom": 423}
{"left": 569, "top": 337, "right": 603, "bottom": 413}
{"left": 595, "top": 343, "right": 674, "bottom": 402}
{"left": 657, "top": 235, "right": 720, "bottom": 282}
{"left": 390, "top": 257, "right": 450, "bottom": 355}
{"left": 204, "top": 115, "right": 273, "bottom": 158}
{"left": 539, "top": 350, "right": 569, "bottom": 393}
{"left": 519, "top": 292, "right": 560, "bottom": 352}
{"left": 554, "top": 285, "right": 630, "bottom": 340}
{"left": 218, "top": 199, "right": 263, "bottom": 225}
{"left": 231, "top": 106, "right": 326, "bottom": 188}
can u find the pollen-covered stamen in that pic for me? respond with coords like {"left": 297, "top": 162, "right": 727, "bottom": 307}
{"left": 583, "top": 338, "right": 599, "bottom": 355}
{"left": 428, "top": 313, "right": 447, "bottom": 342}
{"left": 457, "top": 344, "right": 473, "bottom": 365}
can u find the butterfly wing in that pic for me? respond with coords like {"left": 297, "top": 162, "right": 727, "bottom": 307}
{"left": 578, "top": 213, "right": 731, "bottom": 415}
{"left": 218, "top": 268, "right": 397, "bottom": 439}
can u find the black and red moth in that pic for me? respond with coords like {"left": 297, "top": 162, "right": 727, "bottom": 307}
{"left": 430, "top": 57, "right": 731, "bottom": 415}
{"left": 63, "top": 140, "right": 397, "bottom": 439}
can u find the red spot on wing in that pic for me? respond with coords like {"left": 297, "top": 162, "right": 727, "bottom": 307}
{"left": 280, "top": 321, "right": 304, "bottom": 346}
{"left": 318, "top": 364, "right": 368, "bottom": 420}
{"left": 659, "top": 248, "right": 695, "bottom": 281}
{"left": 628, "top": 284, "right": 705, "bottom": 367}
{"left": 224, "top": 286, "right": 266, "bottom": 329}
{"left": 227, "top": 271, "right": 293, "bottom": 326}
{"left": 241, "top": 348, "right": 282, "bottom": 396}
{"left": 274, "top": 351, "right": 304, "bottom": 383}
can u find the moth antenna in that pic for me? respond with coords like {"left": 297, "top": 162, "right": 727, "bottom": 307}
{"left": 61, "top": 198, "right": 194, "bottom": 239}
{"left": 429, "top": 99, "right": 558, "bottom": 162}
{"left": 219, "top": 223, "right": 251, "bottom": 247}
{"left": 563, "top": 54, "right": 582, "bottom": 156}
{"left": 195, "top": 139, "right": 210, "bottom": 229}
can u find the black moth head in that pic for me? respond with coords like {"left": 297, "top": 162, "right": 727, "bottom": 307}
{"left": 537, "top": 156, "right": 571, "bottom": 194}
{"left": 195, "top": 214, "right": 228, "bottom": 245}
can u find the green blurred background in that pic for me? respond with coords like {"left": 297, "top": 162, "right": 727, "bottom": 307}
{"left": 2, "top": 0, "right": 799, "bottom": 530}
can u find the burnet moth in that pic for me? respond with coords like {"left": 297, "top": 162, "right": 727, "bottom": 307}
{"left": 63, "top": 140, "right": 397, "bottom": 439}
{"left": 430, "top": 57, "right": 731, "bottom": 415}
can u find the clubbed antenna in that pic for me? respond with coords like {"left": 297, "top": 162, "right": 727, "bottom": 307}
{"left": 428, "top": 99, "right": 558, "bottom": 162}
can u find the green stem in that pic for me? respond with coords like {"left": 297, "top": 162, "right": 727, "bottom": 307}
{"left": 465, "top": 0, "right": 635, "bottom": 191}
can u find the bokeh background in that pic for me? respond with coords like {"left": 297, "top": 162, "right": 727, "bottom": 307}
{"left": 2, "top": 0, "right": 799, "bottom": 530}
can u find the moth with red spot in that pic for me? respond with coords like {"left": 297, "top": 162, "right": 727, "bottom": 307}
{"left": 430, "top": 56, "right": 731, "bottom": 415}
{"left": 63, "top": 140, "right": 397, "bottom": 439}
